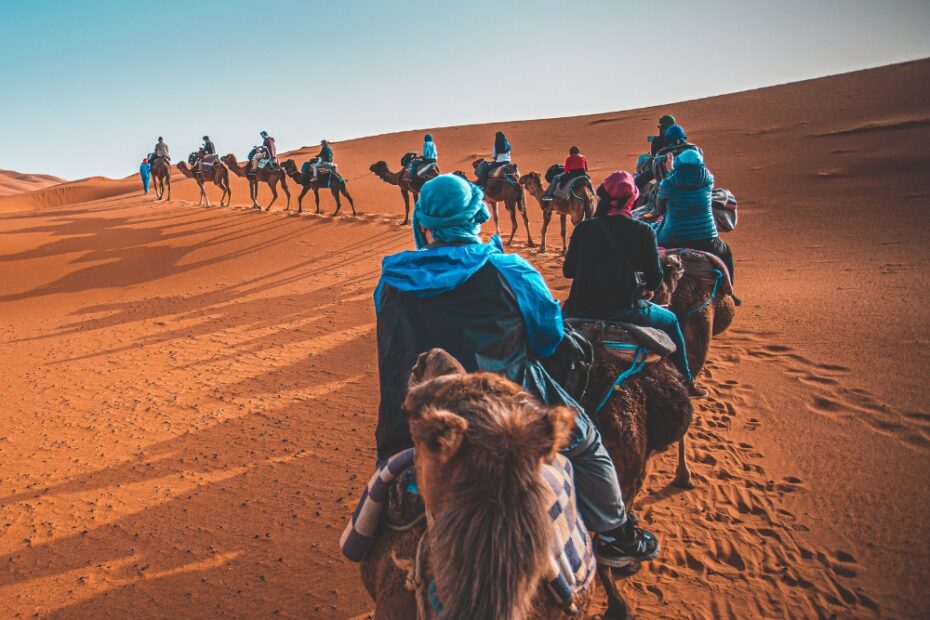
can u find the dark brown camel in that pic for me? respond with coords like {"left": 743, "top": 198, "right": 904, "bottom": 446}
{"left": 361, "top": 349, "right": 616, "bottom": 619}
{"left": 280, "top": 158, "right": 356, "bottom": 216}
{"left": 150, "top": 156, "right": 171, "bottom": 201}
{"left": 652, "top": 253, "right": 737, "bottom": 488}
{"left": 519, "top": 171, "right": 593, "bottom": 253}
{"left": 177, "top": 160, "right": 231, "bottom": 208}
{"left": 474, "top": 161, "right": 534, "bottom": 247}
{"left": 220, "top": 153, "right": 290, "bottom": 211}
{"left": 369, "top": 153, "right": 439, "bottom": 225}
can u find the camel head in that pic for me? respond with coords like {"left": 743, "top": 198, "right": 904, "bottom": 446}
{"left": 403, "top": 348, "right": 575, "bottom": 620}
{"left": 569, "top": 186, "right": 595, "bottom": 226}
{"left": 653, "top": 252, "right": 684, "bottom": 305}
{"left": 220, "top": 153, "right": 238, "bottom": 167}
{"left": 280, "top": 159, "right": 297, "bottom": 175}
{"left": 369, "top": 161, "right": 389, "bottom": 177}
{"left": 518, "top": 171, "right": 544, "bottom": 197}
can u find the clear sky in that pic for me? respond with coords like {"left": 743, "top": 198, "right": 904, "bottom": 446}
{"left": 1, "top": 0, "right": 928, "bottom": 180}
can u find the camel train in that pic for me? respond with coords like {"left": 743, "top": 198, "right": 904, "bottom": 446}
{"left": 146, "top": 128, "right": 737, "bottom": 617}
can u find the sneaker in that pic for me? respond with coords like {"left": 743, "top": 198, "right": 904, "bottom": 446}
{"left": 687, "top": 381, "right": 708, "bottom": 398}
{"left": 595, "top": 522, "right": 660, "bottom": 568}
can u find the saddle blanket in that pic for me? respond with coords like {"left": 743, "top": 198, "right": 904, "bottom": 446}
{"left": 412, "top": 160, "right": 437, "bottom": 178}
{"left": 660, "top": 247, "right": 733, "bottom": 294}
{"left": 340, "top": 448, "right": 595, "bottom": 609}
{"left": 566, "top": 319, "right": 676, "bottom": 366}
{"left": 554, "top": 174, "right": 592, "bottom": 201}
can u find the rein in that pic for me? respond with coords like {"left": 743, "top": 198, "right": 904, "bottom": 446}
{"left": 686, "top": 268, "right": 723, "bottom": 315}
{"left": 593, "top": 342, "right": 649, "bottom": 417}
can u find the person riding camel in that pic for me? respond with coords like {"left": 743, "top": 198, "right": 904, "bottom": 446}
{"left": 563, "top": 171, "right": 708, "bottom": 397}
{"left": 654, "top": 149, "right": 737, "bottom": 295}
{"left": 202, "top": 135, "right": 215, "bottom": 156}
{"left": 153, "top": 137, "right": 170, "bottom": 162}
{"left": 311, "top": 139, "right": 336, "bottom": 182}
{"left": 374, "top": 173, "right": 660, "bottom": 568}
{"left": 407, "top": 133, "right": 438, "bottom": 181}
{"left": 261, "top": 130, "right": 277, "bottom": 169}
{"left": 543, "top": 146, "right": 589, "bottom": 201}
{"left": 649, "top": 114, "right": 677, "bottom": 156}
{"left": 476, "top": 131, "right": 512, "bottom": 187}
{"left": 653, "top": 123, "right": 701, "bottom": 183}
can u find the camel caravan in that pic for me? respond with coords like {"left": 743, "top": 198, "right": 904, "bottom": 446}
{"left": 142, "top": 117, "right": 739, "bottom": 618}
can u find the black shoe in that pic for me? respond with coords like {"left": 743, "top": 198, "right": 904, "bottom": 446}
{"left": 595, "top": 521, "right": 660, "bottom": 568}
{"left": 732, "top": 294, "right": 742, "bottom": 306}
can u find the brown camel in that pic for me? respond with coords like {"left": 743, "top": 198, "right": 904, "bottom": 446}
{"left": 220, "top": 153, "right": 290, "bottom": 211}
{"left": 519, "top": 171, "right": 593, "bottom": 253}
{"left": 177, "top": 159, "right": 231, "bottom": 208}
{"left": 361, "top": 349, "right": 622, "bottom": 620}
{"left": 369, "top": 153, "right": 439, "bottom": 225}
{"left": 652, "top": 252, "right": 737, "bottom": 488}
{"left": 474, "top": 161, "right": 534, "bottom": 247}
{"left": 280, "top": 158, "right": 356, "bottom": 216}
{"left": 150, "top": 156, "right": 171, "bottom": 201}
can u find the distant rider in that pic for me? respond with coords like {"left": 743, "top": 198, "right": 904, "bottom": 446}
{"left": 311, "top": 139, "right": 335, "bottom": 182}
{"left": 543, "top": 146, "right": 588, "bottom": 201}
{"left": 407, "top": 133, "right": 438, "bottom": 181}
{"left": 153, "top": 137, "right": 170, "bottom": 162}
{"left": 476, "top": 131, "right": 512, "bottom": 187}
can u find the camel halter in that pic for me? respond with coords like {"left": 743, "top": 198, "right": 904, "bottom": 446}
{"left": 686, "top": 268, "right": 723, "bottom": 315}
{"left": 390, "top": 529, "right": 432, "bottom": 619}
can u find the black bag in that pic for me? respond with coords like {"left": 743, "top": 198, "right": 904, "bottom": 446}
{"left": 540, "top": 321, "right": 594, "bottom": 402}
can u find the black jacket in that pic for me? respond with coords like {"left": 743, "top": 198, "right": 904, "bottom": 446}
{"left": 376, "top": 262, "right": 583, "bottom": 461}
{"left": 562, "top": 215, "right": 663, "bottom": 318}
{"left": 203, "top": 140, "right": 215, "bottom": 155}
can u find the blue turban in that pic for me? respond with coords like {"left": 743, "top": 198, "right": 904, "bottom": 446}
{"left": 664, "top": 124, "right": 686, "bottom": 143}
{"left": 424, "top": 133, "right": 433, "bottom": 141}
{"left": 674, "top": 148, "right": 704, "bottom": 168}
{"left": 412, "top": 174, "right": 490, "bottom": 249}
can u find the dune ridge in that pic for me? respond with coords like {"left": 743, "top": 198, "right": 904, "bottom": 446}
{"left": 0, "top": 168, "right": 65, "bottom": 197}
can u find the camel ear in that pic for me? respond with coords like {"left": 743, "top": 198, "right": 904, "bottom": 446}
{"left": 410, "top": 407, "right": 468, "bottom": 464}
{"left": 409, "top": 349, "right": 465, "bottom": 388}
{"left": 536, "top": 405, "right": 577, "bottom": 460}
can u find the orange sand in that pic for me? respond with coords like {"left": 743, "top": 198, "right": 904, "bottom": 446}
{"left": 1, "top": 60, "right": 928, "bottom": 618}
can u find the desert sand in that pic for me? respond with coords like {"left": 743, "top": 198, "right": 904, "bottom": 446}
{"left": 1, "top": 59, "right": 928, "bottom": 618}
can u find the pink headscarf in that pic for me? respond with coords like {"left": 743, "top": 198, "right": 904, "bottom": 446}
{"left": 601, "top": 171, "right": 639, "bottom": 216}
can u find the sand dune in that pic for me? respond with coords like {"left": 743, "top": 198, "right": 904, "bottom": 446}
{"left": 0, "top": 169, "right": 65, "bottom": 197}
{"left": 1, "top": 60, "right": 928, "bottom": 618}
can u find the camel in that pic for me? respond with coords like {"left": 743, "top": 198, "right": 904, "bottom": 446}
{"left": 652, "top": 252, "right": 737, "bottom": 488}
{"left": 177, "top": 159, "right": 231, "bottom": 208}
{"left": 280, "top": 158, "right": 356, "bottom": 216}
{"left": 369, "top": 153, "right": 439, "bottom": 225}
{"left": 474, "top": 161, "right": 534, "bottom": 247}
{"left": 361, "top": 348, "right": 618, "bottom": 619}
{"left": 519, "top": 171, "right": 594, "bottom": 253}
{"left": 150, "top": 156, "right": 171, "bottom": 201}
{"left": 220, "top": 153, "right": 290, "bottom": 211}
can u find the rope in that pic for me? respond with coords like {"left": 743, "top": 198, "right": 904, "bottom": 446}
{"left": 390, "top": 528, "right": 430, "bottom": 619}
{"left": 593, "top": 344, "right": 648, "bottom": 416}
{"left": 686, "top": 268, "right": 723, "bottom": 316}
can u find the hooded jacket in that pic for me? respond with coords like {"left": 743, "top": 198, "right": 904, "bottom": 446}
{"left": 373, "top": 237, "right": 589, "bottom": 460}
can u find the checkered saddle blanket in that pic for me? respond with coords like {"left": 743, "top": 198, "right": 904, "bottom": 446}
{"left": 340, "top": 448, "right": 595, "bottom": 609}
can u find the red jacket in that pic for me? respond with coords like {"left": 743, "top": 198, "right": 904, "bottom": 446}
{"left": 564, "top": 154, "right": 588, "bottom": 173}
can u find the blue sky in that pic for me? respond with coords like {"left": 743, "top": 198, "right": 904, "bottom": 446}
{"left": 1, "top": 0, "right": 928, "bottom": 179}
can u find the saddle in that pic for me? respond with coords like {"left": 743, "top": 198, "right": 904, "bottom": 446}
{"left": 341, "top": 448, "right": 595, "bottom": 612}
{"left": 566, "top": 319, "right": 675, "bottom": 365}
{"left": 553, "top": 174, "right": 593, "bottom": 201}
{"left": 659, "top": 247, "right": 733, "bottom": 294}
{"left": 489, "top": 162, "right": 518, "bottom": 179}
{"left": 411, "top": 160, "right": 437, "bottom": 178}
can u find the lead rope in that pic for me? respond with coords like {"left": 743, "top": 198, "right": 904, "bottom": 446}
{"left": 686, "top": 268, "right": 723, "bottom": 315}
{"left": 593, "top": 344, "right": 649, "bottom": 417}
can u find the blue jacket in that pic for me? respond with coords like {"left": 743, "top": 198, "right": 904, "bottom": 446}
{"left": 656, "top": 165, "right": 717, "bottom": 244}
{"left": 421, "top": 139, "right": 437, "bottom": 160}
{"left": 374, "top": 237, "right": 591, "bottom": 459}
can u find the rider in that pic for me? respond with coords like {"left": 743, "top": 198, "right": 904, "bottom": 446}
{"left": 311, "top": 139, "right": 335, "bottom": 182}
{"left": 543, "top": 146, "right": 588, "bottom": 201}
{"left": 476, "top": 131, "right": 512, "bottom": 187}
{"left": 375, "top": 173, "right": 660, "bottom": 568}
{"left": 653, "top": 124, "right": 700, "bottom": 184}
{"left": 261, "top": 130, "right": 277, "bottom": 168}
{"left": 562, "top": 170, "right": 708, "bottom": 397}
{"left": 655, "top": 149, "right": 736, "bottom": 285}
{"left": 407, "top": 133, "right": 438, "bottom": 181}
{"left": 649, "top": 115, "right": 676, "bottom": 156}
{"left": 202, "top": 135, "right": 215, "bottom": 156}
{"left": 153, "top": 137, "right": 170, "bottom": 162}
